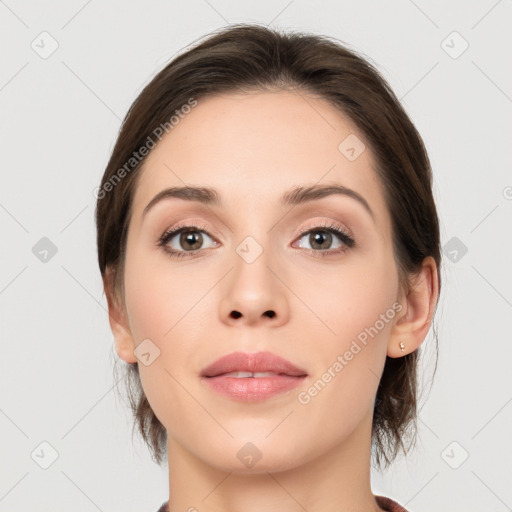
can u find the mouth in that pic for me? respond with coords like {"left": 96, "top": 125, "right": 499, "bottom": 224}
{"left": 200, "top": 351, "right": 308, "bottom": 402}
{"left": 212, "top": 371, "right": 292, "bottom": 378}
{"left": 200, "top": 351, "right": 308, "bottom": 378}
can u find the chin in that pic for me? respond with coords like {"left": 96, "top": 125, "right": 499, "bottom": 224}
{"left": 195, "top": 436, "right": 309, "bottom": 475}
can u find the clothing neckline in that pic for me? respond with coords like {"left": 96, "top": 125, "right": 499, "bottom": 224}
{"left": 157, "top": 494, "right": 408, "bottom": 512}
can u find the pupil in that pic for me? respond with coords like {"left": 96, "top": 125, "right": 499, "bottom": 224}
{"left": 181, "top": 231, "right": 202, "bottom": 250}
{"left": 311, "top": 231, "right": 331, "bottom": 250}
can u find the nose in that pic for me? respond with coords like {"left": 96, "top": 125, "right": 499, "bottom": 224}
{"left": 219, "top": 250, "right": 290, "bottom": 328}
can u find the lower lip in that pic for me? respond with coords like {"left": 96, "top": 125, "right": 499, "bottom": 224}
{"left": 202, "top": 375, "right": 307, "bottom": 402}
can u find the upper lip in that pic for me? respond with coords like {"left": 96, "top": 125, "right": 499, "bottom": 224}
{"left": 200, "top": 351, "right": 308, "bottom": 378}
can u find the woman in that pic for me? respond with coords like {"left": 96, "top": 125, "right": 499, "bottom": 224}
{"left": 95, "top": 23, "right": 441, "bottom": 512}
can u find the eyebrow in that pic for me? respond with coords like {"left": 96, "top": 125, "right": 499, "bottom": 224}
{"left": 142, "top": 184, "right": 374, "bottom": 220}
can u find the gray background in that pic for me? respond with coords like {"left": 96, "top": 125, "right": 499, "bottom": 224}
{"left": 1, "top": 1, "right": 511, "bottom": 511}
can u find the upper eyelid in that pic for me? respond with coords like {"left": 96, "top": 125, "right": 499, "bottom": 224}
{"left": 153, "top": 201, "right": 361, "bottom": 231}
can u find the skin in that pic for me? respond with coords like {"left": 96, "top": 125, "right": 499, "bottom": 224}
{"left": 105, "top": 89, "right": 439, "bottom": 512}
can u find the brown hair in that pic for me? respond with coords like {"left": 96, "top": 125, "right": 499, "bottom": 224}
{"left": 96, "top": 23, "right": 441, "bottom": 470}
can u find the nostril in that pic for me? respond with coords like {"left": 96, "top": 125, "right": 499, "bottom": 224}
{"left": 230, "top": 311, "right": 242, "bottom": 319}
{"left": 264, "top": 310, "right": 276, "bottom": 318}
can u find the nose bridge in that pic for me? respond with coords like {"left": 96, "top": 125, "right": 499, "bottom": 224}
{"left": 232, "top": 201, "right": 282, "bottom": 277}
{"left": 231, "top": 204, "right": 273, "bottom": 269}
{"left": 233, "top": 232, "right": 274, "bottom": 300}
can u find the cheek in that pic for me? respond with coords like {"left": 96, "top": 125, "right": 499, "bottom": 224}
{"left": 298, "top": 253, "right": 399, "bottom": 344}
{"left": 121, "top": 245, "right": 204, "bottom": 424}
{"left": 292, "top": 251, "right": 399, "bottom": 407}
{"left": 122, "top": 242, "right": 211, "bottom": 393}
{"left": 123, "top": 241, "right": 190, "bottom": 341}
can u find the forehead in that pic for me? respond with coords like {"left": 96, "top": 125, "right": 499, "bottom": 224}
{"left": 131, "top": 90, "right": 389, "bottom": 228}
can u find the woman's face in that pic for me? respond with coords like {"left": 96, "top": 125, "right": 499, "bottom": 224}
{"left": 118, "top": 90, "right": 403, "bottom": 472}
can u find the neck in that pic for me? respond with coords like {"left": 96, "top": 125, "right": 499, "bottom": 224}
{"left": 166, "top": 407, "right": 384, "bottom": 512}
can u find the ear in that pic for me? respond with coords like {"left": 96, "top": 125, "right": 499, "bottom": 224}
{"left": 103, "top": 266, "right": 137, "bottom": 364}
{"left": 387, "top": 256, "right": 439, "bottom": 358}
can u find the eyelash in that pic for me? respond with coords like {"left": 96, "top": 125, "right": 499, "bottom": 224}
{"left": 156, "top": 221, "right": 356, "bottom": 260}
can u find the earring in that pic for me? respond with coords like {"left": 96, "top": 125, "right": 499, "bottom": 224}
{"left": 399, "top": 341, "right": 405, "bottom": 352}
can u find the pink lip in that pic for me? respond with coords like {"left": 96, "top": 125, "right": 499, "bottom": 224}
{"left": 200, "top": 351, "right": 308, "bottom": 402}
{"left": 201, "top": 351, "right": 307, "bottom": 377}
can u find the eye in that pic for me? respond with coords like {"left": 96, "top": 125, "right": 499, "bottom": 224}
{"left": 294, "top": 223, "right": 355, "bottom": 258}
{"left": 157, "top": 221, "right": 356, "bottom": 260}
{"left": 157, "top": 223, "right": 218, "bottom": 259}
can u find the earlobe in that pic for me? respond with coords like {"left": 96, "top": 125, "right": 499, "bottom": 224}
{"left": 387, "top": 256, "right": 439, "bottom": 358}
{"left": 103, "top": 267, "right": 137, "bottom": 364}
